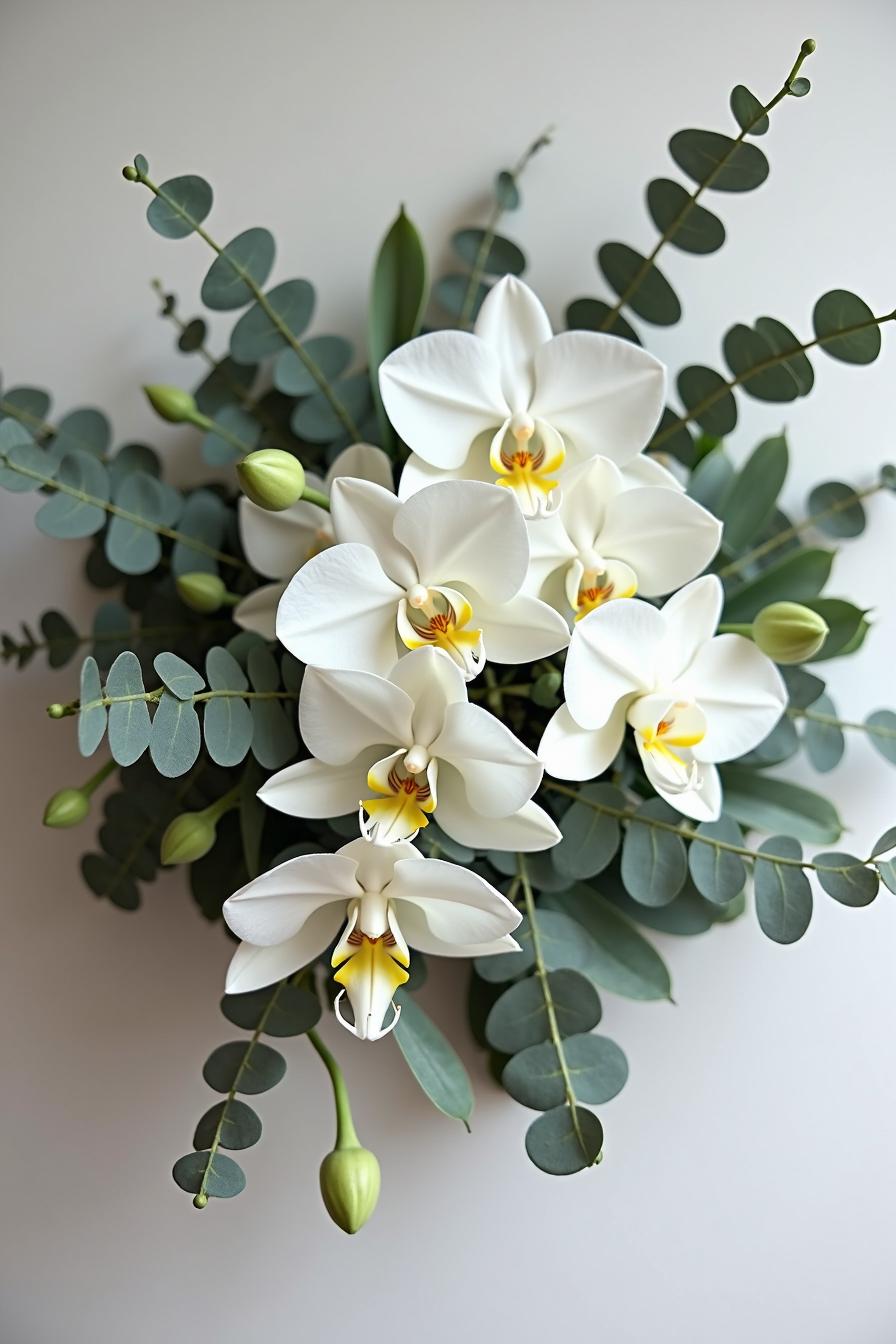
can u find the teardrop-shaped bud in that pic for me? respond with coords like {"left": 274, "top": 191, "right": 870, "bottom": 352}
{"left": 752, "top": 601, "right": 829, "bottom": 664}
{"left": 236, "top": 450, "right": 305, "bottom": 512}
{"left": 319, "top": 1147, "right": 381, "bottom": 1235}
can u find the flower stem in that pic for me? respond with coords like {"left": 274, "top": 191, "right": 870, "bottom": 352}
{"left": 301, "top": 485, "right": 331, "bottom": 512}
{"left": 787, "top": 705, "right": 896, "bottom": 741}
{"left": 307, "top": 1028, "right": 360, "bottom": 1150}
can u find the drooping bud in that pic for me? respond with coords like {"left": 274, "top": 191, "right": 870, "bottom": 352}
{"left": 160, "top": 810, "right": 217, "bottom": 865}
{"left": 143, "top": 384, "right": 201, "bottom": 425}
{"left": 176, "top": 572, "right": 227, "bottom": 613}
{"left": 752, "top": 602, "right": 829, "bottom": 664}
{"left": 236, "top": 449, "right": 305, "bottom": 512}
{"left": 43, "top": 787, "right": 90, "bottom": 829}
{"left": 319, "top": 1147, "right": 381, "bottom": 1235}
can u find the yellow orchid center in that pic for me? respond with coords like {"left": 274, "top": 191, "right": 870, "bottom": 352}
{"left": 489, "top": 415, "right": 565, "bottom": 517}
{"left": 397, "top": 584, "right": 484, "bottom": 679}
{"left": 574, "top": 566, "right": 638, "bottom": 621}
{"left": 331, "top": 901, "right": 410, "bottom": 1041}
{"left": 633, "top": 700, "right": 707, "bottom": 787}
{"left": 360, "top": 753, "right": 436, "bottom": 843}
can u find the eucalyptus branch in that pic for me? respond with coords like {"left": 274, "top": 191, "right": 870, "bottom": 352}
{"left": 0, "top": 395, "right": 59, "bottom": 446}
{"left": 48, "top": 685, "right": 300, "bottom": 718}
{"left": 600, "top": 41, "right": 815, "bottom": 332}
{"left": 127, "top": 169, "right": 362, "bottom": 441}
{"left": 788, "top": 705, "right": 896, "bottom": 742}
{"left": 457, "top": 128, "right": 553, "bottom": 329}
{"left": 3, "top": 617, "right": 231, "bottom": 667}
{"left": 517, "top": 853, "right": 596, "bottom": 1166}
{"left": 717, "top": 481, "right": 885, "bottom": 578}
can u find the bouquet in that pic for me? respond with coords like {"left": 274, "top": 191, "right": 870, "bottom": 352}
{"left": 3, "top": 35, "right": 894, "bottom": 1234}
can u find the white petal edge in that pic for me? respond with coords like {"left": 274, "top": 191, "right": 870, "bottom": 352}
{"left": 538, "top": 701, "right": 628, "bottom": 781}
{"left": 299, "top": 664, "right": 414, "bottom": 765}
{"left": 222, "top": 852, "right": 361, "bottom": 946}
{"left": 564, "top": 597, "right": 664, "bottom": 730}
{"left": 473, "top": 275, "right": 553, "bottom": 413}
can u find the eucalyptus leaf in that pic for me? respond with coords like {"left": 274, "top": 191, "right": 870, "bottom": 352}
{"left": 542, "top": 885, "right": 672, "bottom": 1000}
{"left": 452, "top": 228, "right": 525, "bottom": 277}
{"left": 40, "top": 610, "right": 79, "bottom": 669}
{"left": 782, "top": 665, "right": 825, "bottom": 710}
{"left": 687, "top": 815, "right": 747, "bottom": 904}
{"left": 720, "top": 767, "right": 842, "bottom": 844}
{"left": 812, "top": 852, "right": 878, "bottom": 907}
{"left": 105, "top": 471, "right": 174, "bottom": 574}
{"left": 807, "top": 481, "right": 866, "bottom": 538}
{"left": 669, "top": 129, "right": 769, "bottom": 192}
{"left": 201, "top": 228, "right": 276, "bottom": 310}
{"left": 598, "top": 242, "right": 680, "bottom": 325}
{"left": 35, "top": 452, "right": 108, "bottom": 538}
{"left": 221, "top": 985, "right": 321, "bottom": 1036}
{"left": 754, "top": 317, "right": 814, "bottom": 395}
{"left": 78, "top": 656, "right": 107, "bottom": 756}
{"left": 646, "top": 178, "right": 725, "bottom": 254}
{"left": 80, "top": 852, "right": 139, "bottom": 910}
{"left": 171, "top": 489, "right": 228, "bottom": 576}
{"left": 195, "top": 358, "right": 257, "bottom": 418}
{"left": 802, "top": 694, "right": 845, "bottom": 772}
{"left": 202, "top": 405, "right": 260, "bottom": 466}
{"left": 202, "top": 1041, "right": 286, "bottom": 1095}
{"left": 554, "top": 783, "right": 624, "bottom": 880}
{"left": 153, "top": 652, "right": 205, "bottom": 700}
{"left": 172, "top": 1149, "right": 245, "bottom": 1199}
{"left": 503, "top": 1034, "right": 628, "bottom": 1110}
{"left": 722, "top": 549, "right": 834, "bottom": 624}
{"left": 754, "top": 835, "right": 813, "bottom": 943}
{"left": 250, "top": 699, "right": 297, "bottom": 769}
{"left": 565, "top": 297, "right": 640, "bottom": 344}
{"left": 677, "top": 366, "right": 737, "bottom": 437}
{"left": 150, "top": 692, "right": 201, "bottom": 777}
{"left": 434, "top": 273, "right": 489, "bottom": 322}
{"left": 290, "top": 372, "right": 371, "bottom": 443}
{"left": 230, "top": 280, "right": 315, "bottom": 362}
{"left": 146, "top": 175, "right": 213, "bottom": 240}
{"left": 177, "top": 318, "right": 206, "bottom": 353}
{"left": 737, "top": 714, "right": 800, "bottom": 769}
{"left": 273, "top": 336, "right": 352, "bottom": 397}
{"left": 485, "top": 970, "right": 601, "bottom": 1055}
{"left": 514, "top": 909, "right": 599, "bottom": 974}
{"left": 730, "top": 85, "right": 769, "bottom": 135}
{"left": 105, "top": 651, "right": 151, "bottom": 766}
{"left": 193, "top": 1099, "right": 262, "bottom": 1151}
{"left": 525, "top": 1105, "right": 603, "bottom": 1175}
{"left": 205, "top": 695, "right": 253, "bottom": 767}
{"left": 54, "top": 407, "right": 112, "bottom": 459}
{"left": 721, "top": 435, "right": 788, "bottom": 553}
{"left": 723, "top": 326, "right": 801, "bottom": 402}
{"left": 865, "top": 710, "right": 896, "bottom": 766}
{"left": 620, "top": 799, "right": 688, "bottom": 906}
{"left": 813, "top": 290, "right": 882, "bottom": 364}
{"left": 687, "top": 445, "right": 734, "bottom": 511}
{"left": 394, "top": 993, "right": 474, "bottom": 1128}
{"left": 0, "top": 420, "right": 57, "bottom": 492}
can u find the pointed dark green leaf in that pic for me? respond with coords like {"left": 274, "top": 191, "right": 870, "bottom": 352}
{"left": 485, "top": 970, "right": 601, "bottom": 1055}
{"left": 620, "top": 799, "right": 688, "bottom": 906}
{"left": 193, "top": 1099, "right": 262, "bottom": 1151}
{"left": 201, "top": 228, "right": 276, "bottom": 310}
{"left": 230, "top": 279, "right": 315, "bottom": 362}
{"left": 598, "top": 242, "right": 681, "bottom": 325}
{"left": 394, "top": 993, "right": 474, "bottom": 1128}
{"left": 81, "top": 852, "right": 139, "bottom": 910}
{"left": 754, "top": 835, "right": 812, "bottom": 943}
{"left": 723, "top": 549, "right": 834, "bottom": 624}
{"left": 202, "top": 1041, "right": 286, "bottom": 1094}
{"left": 686, "top": 444, "right": 734, "bottom": 510}
{"left": 669, "top": 129, "right": 769, "bottom": 192}
{"left": 730, "top": 85, "right": 769, "bottom": 135}
{"left": 36, "top": 453, "right": 108, "bottom": 538}
{"left": 646, "top": 178, "right": 725, "bottom": 254}
{"left": 720, "top": 435, "right": 789, "bottom": 552}
{"left": 813, "top": 852, "right": 878, "bottom": 906}
{"left": 542, "top": 886, "right": 672, "bottom": 1001}
{"left": 273, "top": 336, "right": 352, "bottom": 397}
{"left": 172, "top": 1149, "right": 245, "bottom": 1199}
{"left": 802, "top": 599, "right": 868, "bottom": 662}
{"left": 525, "top": 1104, "right": 603, "bottom": 1175}
{"left": 503, "top": 1034, "right": 628, "bottom": 1111}
{"left": 813, "top": 290, "right": 882, "bottom": 364}
{"left": 78, "top": 655, "right": 107, "bottom": 755}
{"left": 146, "top": 175, "right": 213, "bottom": 239}
{"left": 720, "top": 767, "right": 842, "bottom": 843}
{"left": 676, "top": 365, "right": 737, "bottom": 436}
{"left": 150, "top": 692, "right": 201, "bottom": 777}
{"left": 565, "top": 297, "right": 640, "bottom": 344}
{"left": 688, "top": 815, "right": 747, "bottom": 904}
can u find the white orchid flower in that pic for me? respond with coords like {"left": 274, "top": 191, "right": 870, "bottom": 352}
{"left": 259, "top": 646, "right": 560, "bottom": 851}
{"left": 539, "top": 576, "right": 787, "bottom": 821}
{"left": 276, "top": 477, "right": 570, "bottom": 680}
{"left": 526, "top": 456, "right": 722, "bottom": 624}
{"left": 378, "top": 275, "right": 666, "bottom": 518}
{"left": 223, "top": 838, "right": 521, "bottom": 1040}
{"left": 234, "top": 443, "right": 393, "bottom": 638}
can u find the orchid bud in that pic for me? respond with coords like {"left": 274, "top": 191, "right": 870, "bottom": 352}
{"left": 176, "top": 571, "right": 227, "bottom": 613}
{"left": 160, "top": 810, "right": 217, "bottom": 865}
{"left": 752, "top": 602, "right": 829, "bottom": 664}
{"left": 319, "top": 1146, "right": 381, "bottom": 1235}
{"left": 143, "top": 384, "right": 200, "bottom": 425}
{"left": 236, "top": 449, "right": 305, "bottom": 512}
{"left": 43, "top": 787, "right": 90, "bottom": 829}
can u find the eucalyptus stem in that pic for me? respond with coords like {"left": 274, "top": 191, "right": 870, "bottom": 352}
{"left": 717, "top": 482, "right": 884, "bottom": 578}
{"left": 599, "top": 40, "right": 816, "bottom": 332}
{"left": 48, "top": 685, "right": 300, "bottom": 718}
{"left": 307, "top": 1028, "right": 360, "bottom": 1149}
{"left": 128, "top": 170, "right": 362, "bottom": 441}
{"left": 788, "top": 705, "right": 896, "bottom": 741}
{"left": 517, "top": 853, "right": 595, "bottom": 1166}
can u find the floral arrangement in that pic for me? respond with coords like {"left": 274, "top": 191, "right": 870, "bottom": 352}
{"left": 3, "top": 36, "right": 894, "bottom": 1234}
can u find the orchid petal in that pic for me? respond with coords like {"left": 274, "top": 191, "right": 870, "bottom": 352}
{"left": 557, "top": 456, "right": 624, "bottom": 553}
{"left": 619, "top": 453, "right": 685, "bottom": 493}
{"left": 652, "top": 762, "right": 722, "bottom": 823}
{"left": 390, "top": 907, "right": 521, "bottom": 958}
{"left": 597, "top": 487, "right": 722, "bottom": 596}
{"left": 223, "top": 852, "right": 361, "bottom": 946}
{"left": 396, "top": 439, "right": 496, "bottom": 500}
{"left": 233, "top": 581, "right": 287, "bottom": 640}
{"left": 330, "top": 478, "right": 417, "bottom": 588}
{"left": 325, "top": 442, "right": 394, "bottom": 491}
{"left": 473, "top": 276, "right": 553, "bottom": 413}
{"left": 378, "top": 330, "right": 509, "bottom": 468}
{"left": 433, "top": 766, "right": 560, "bottom": 850}
{"left": 389, "top": 855, "right": 521, "bottom": 947}
{"left": 299, "top": 664, "right": 414, "bottom": 764}
{"left": 387, "top": 646, "right": 466, "bottom": 748}
{"left": 658, "top": 575, "right": 724, "bottom": 680}
{"left": 258, "top": 750, "right": 380, "bottom": 818}
{"left": 683, "top": 634, "right": 787, "bottom": 762}
{"left": 238, "top": 495, "right": 325, "bottom": 580}
{"left": 463, "top": 588, "right": 570, "bottom": 664}
{"left": 393, "top": 480, "right": 528, "bottom": 602}
{"left": 564, "top": 598, "right": 664, "bottom": 730}
{"left": 225, "top": 908, "right": 346, "bottom": 994}
{"left": 538, "top": 701, "right": 628, "bottom": 780}
{"left": 337, "top": 836, "right": 420, "bottom": 892}
{"left": 531, "top": 332, "right": 666, "bottom": 464}
{"left": 524, "top": 511, "right": 579, "bottom": 595}
{"left": 431, "top": 701, "right": 543, "bottom": 817}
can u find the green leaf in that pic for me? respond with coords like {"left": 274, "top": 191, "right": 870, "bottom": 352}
{"left": 78, "top": 656, "right": 107, "bottom": 755}
{"left": 0, "top": 420, "right": 57, "bottom": 492}
{"left": 485, "top": 970, "right": 601, "bottom": 1055}
{"left": 722, "top": 549, "right": 834, "bottom": 624}
{"left": 290, "top": 372, "right": 371, "bottom": 443}
{"left": 202, "top": 405, "right": 260, "bottom": 466}
{"left": 108, "top": 442, "right": 161, "bottom": 488}
{"left": 525, "top": 1105, "right": 603, "bottom": 1175}
{"left": 754, "top": 835, "right": 813, "bottom": 943}
{"left": 230, "top": 280, "right": 315, "bottom": 362}
{"left": 688, "top": 816, "right": 747, "bottom": 904}
{"left": 394, "top": 993, "right": 474, "bottom": 1128}
{"left": 646, "top": 178, "right": 725, "bottom": 254}
{"left": 687, "top": 444, "right": 734, "bottom": 510}
{"left": 54, "top": 407, "right": 112, "bottom": 459}
{"left": 0, "top": 385, "right": 51, "bottom": 425}
{"left": 171, "top": 489, "right": 228, "bottom": 577}
{"left": 515, "top": 909, "right": 599, "bottom": 975}
{"left": 739, "top": 714, "right": 800, "bottom": 769}
{"left": 220, "top": 985, "right": 321, "bottom": 1036}
{"left": 720, "top": 767, "right": 842, "bottom": 843}
{"left": 193, "top": 1100, "right": 262, "bottom": 1151}
{"left": 866, "top": 710, "right": 896, "bottom": 766}
{"left": 153, "top": 651, "right": 205, "bottom": 700}
{"left": 788, "top": 76, "right": 811, "bottom": 97}
{"left": 202, "top": 1041, "right": 286, "bottom": 1095}
{"left": 813, "top": 290, "right": 882, "bottom": 364}
{"left": 105, "top": 651, "right": 151, "bottom": 766}
{"left": 146, "top": 175, "right": 213, "bottom": 239}
{"left": 40, "top": 610, "right": 79, "bottom": 669}
{"left": 565, "top": 297, "right": 640, "bottom": 344}
{"left": 177, "top": 318, "right": 206, "bottom": 353}
{"left": 369, "top": 206, "right": 428, "bottom": 446}
{"left": 81, "top": 852, "right": 139, "bottom": 910}
{"left": 105, "top": 471, "right": 172, "bottom": 573}
{"left": 207, "top": 645, "right": 248, "bottom": 691}
{"left": 870, "top": 826, "right": 896, "bottom": 859}
{"left": 669, "top": 128, "right": 769, "bottom": 192}
{"left": 802, "top": 694, "right": 845, "bottom": 772}
{"left": 452, "top": 228, "right": 525, "bottom": 276}
{"left": 730, "top": 85, "right": 769, "bottom": 135}
{"left": 554, "top": 783, "right": 624, "bottom": 880}
{"left": 677, "top": 366, "right": 737, "bottom": 436}
{"left": 495, "top": 170, "right": 520, "bottom": 209}
{"left": 782, "top": 665, "right": 825, "bottom": 710}
{"left": 35, "top": 452, "right": 108, "bottom": 538}
{"left": 802, "top": 599, "right": 868, "bottom": 662}
{"left": 194, "top": 357, "right": 256, "bottom": 417}
{"left": 172, "top": 1149, "right": 245, "bottom": 1199}
{"left": 813, "top": 852, "right": 878, "bottom": 907}
{"left": 806, "top": 481, "right": 866, "bottom": 538}
{"left": 542, "top": 886, "right": 672, "bottom": 1000}
{"left": 150, "top": 692, "right": 201, "bottom": 777}
{"left": 598, "top": 242, "right": 680, "bottom": 325}
{"left": 879, "top": 860, "right": 896, "bottom": 896}
{"left": 273, "top": 336, "right": 352, "bottom": 397}
{"left": 434, "top": 273, "right": 489, "bottom": 322}
{"left": 200, "top": 228, "right": 276, "bottom": 310}
{"left": 722, "top": 325, "right": 801, "bottom": 402}
{"left": 754, "top": 317, "right": 814, "bottom": 395}
{"left": 620, "top": 799, "right": 688, "bottom": 906}
{"left": 720, "top": 435, "right": 789, "bottom": 553}
{"left": 204, "top": 696, "right": 253, "bottom": 767}
{"left": 503, "top": 1034, "right": 628, "bottom": 1111}
{"left": 473, "top": 928, "right": 535, "bottom": 984}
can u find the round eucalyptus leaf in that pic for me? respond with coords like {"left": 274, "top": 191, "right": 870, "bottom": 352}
{"left": 688, "top": 815, "right": 747, "bottom": 904}
{"left": 247, "top": 644, "right": 279, "bottom": 692}
{"left": 172, "top": 1149, "right": 245, "bottom": 1199}
{"left": 201, "top": 228, "right": 276, "bottom": 310}
{"left": 36, "top": 453, "right": 109, "bottom": 539}
{"left": 812, "top": 852, "right": 878, "bottom": 907}
{"left": 473, "top": 924, "right": 535, "bottom": 983}
{"left": 108, "top": 442, "right": 161, "bottom": 488}
{"left": 722, "top": 325, "right": 801, "bottom": 402}
{"left": 865, "top": 710, "right": 896, "bottom": 766}
{"left": 204, "top": 696, "right": 253, "bottom": 767}
{"left": 730, "top": 85, "right": 769, "bottom": 135}
{"left": 154, "top": 651, "right": 205, "bottom": 700}
{"left": 434, "top": 273, "right": 489, "bottom": 322}
{"left": 146, "top": 175, "right": 213, "bottom": 239}
{"left": 230, "top": 280, "right": 315, "bottom": 362}
{"left": 738, "top": 714, "right": 800, "bottom": 769}
{"left": 54, "top": 407, "right": 112, "bottom": 459}
{"left": 105, "top": 651, "right": 151, "bottom": 766}
{"left": 193, "top": 1099, "right": 262, "bottom": 1151}
{"left": 171, "top": 489, "right": 228, "bottom": 577}
{"left": 0, "top": 384, "right": 51, "bottom": 424}
{"left": 503, "top": 1034, "right": 628, "bottom": 1111}
{"left": 565, "top": 297, "right": 640, "bottom": 344}
{"left": 806, "top": 481, "right": 866, "bottom": 538}
{"left": 788, "top": 76, "right": 811, "bottom": 97}
{"left": 754, "top": 835, "right": 813, "bottom": 943}
{"left": 525, "top": 1104, "right": 603, "bottom": 1175}
{"left": 221, "top": 985, "right": 321, "bottom": 1036}
{"left": 646, "top": 178, "right": 725, "bottom": 254}
{"left": 676, "top": 366, "right": 738, "bottom": 437}
{"left": 669, "top": 129, "right": 769, "bottom": 192}
{"left": 250, "top": 699, "right": 297, "bottom": 769}
{"left": 195, "top": 357, "right": 257, "bottom": 417}
{"left": 78, "top": 656, "right": 107, "bottom": 756}
{"left": 81, "top": 852, "right": 139, "bottom": 911}
{"left": 202, "top": 405, "right": 260, "bottom": 466}
{"left": 290, "top": 372, "right": 372, "bottom": 443}
{"left": 0, "top": 420, "right": 55, "bottom": 493}
{"left": 554, "top": 783, "right": 625, "bottom": 880}
{"left": 149, "top": 692, "right": 201, "bottom": 778}
{"left": 485, "top": 969, "right": 601, "bottom": 1055}
{"left": 452, "top": 228, "right": 525, "bottom": 277}
{"left": 651, "top": 405, "right": 695, "bottom": 465}
{"left": 206, "top": 645, "right": 249, "bottom": 691}
{"left": 515, "top": 909, "right": 599, "bottom": 975}
{"left": 105, "top": 472, "right": 172, "bottom": 574}
{"left": 495, "top": 170, "right": 520, "bottom": 209}
{"left": 620, "top": 799, "right": 688, "bottom": 906}
{"left": 754, "top": 317, "right": 814, "bottom": 396}
{"left": 273, "top": 336, "right": 353, "bottom": 397}
{"left": 177, "top": 318, "right": 207, "bottom": 353}
{"left": 803, "top": 693, "right": 845, "bottom": 772}
{"left": 202, "top": 1040, "right": 286, "bottom": 1095}
{"left": 40, "top": 610, "right": 79, "bottom": 669}
{"left": 543, "top": 886, "right": 672, "bottom": 1001}
{"left": 598, "top": 242, "right": 681, "bottom": 325}
{"left": 813, "top": 290, "right": 881, "bottom": 364}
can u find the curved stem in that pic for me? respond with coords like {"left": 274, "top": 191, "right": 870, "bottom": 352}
{"left": 307, "top": 1028, "right": 360, "bottom": 1149}
{"left": 717, "top": 482, "right": 884, "bottom": 578}
{"left": 300, "top": 485, "right": 331, "bottom": 512}
{"left": 788, "top": 706, "right": 896, "bottom": 741}
{"left": 81, "top": 758, "right": 117, "bottom": 796}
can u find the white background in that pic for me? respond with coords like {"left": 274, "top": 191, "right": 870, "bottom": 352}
{"left": 2, "top": 1, "right": 895, "bottom": 1340}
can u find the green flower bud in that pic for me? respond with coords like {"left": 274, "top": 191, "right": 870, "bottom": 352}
{"left": 47, "top": 703, "right": 67, "bottom": 719}
{"left": 319, "top": 1147, "right": 381, "bottom": 1235}
{"left": 176, "top": 571, "right": 227, "bottom": 613}
{"left": 122, "top": 165, "right": 139, "bottom": 181}
{"left": 43, "top": 787, "right": 90, "bottom": 829}
{"left": 237, "top": 449, "right": 305, "bottom": 512}
{"left": 753, "top": 602, "right": 829, "bottom": 664}
{"left": 160, "top": 811, "right": 217, "bottom": 865}
{"left": 143, "top": 384, "right": 200, "bottom": 425}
